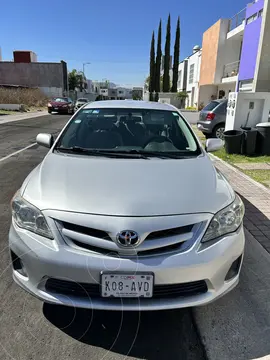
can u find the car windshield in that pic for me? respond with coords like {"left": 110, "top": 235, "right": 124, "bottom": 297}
{"left": 52, "top": 97, "right": 69, "bottom": 103}
{"left": 202, "top": 101, "right": 219, "bottom": 111}
{"left": 78, "top": 98, "right": 88, "bottom": 102}
{"left": 55, "top": 108, "right": 201, "bottom": 158}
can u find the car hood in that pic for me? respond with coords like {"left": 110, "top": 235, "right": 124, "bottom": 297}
{"left": 22, "top": 153, "right": 234, "bottom": 216}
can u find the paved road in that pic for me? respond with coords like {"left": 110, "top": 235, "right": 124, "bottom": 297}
{"left": 181, "top": 111, "right": 199, "bottom": 125}
{"left": 0, "top": 114, "right": 205, "bottom": 360}
{"left": 1, "top": 114, "right": 270, "bottom": 360}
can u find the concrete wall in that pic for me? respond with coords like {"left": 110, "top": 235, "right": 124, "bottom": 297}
{"left": 0, "top": 62, "right": 65, "bottom": 89}
{"left": 158, "top": 93, "right": 181, "bottom": 108}
{"left": 214, "top": 20, "right": 231, "bottom": 84}
{"left": 225, "top": 91, "right": 270, "bottom": 131}
{"left": 198, "top": 84, "right": 218, "bottom": 108}
{"left": 68, "top": 91, "right": 97, "bottom": 102}
{"left": 200, "top": 20, "right": 222, "bottom": 86}
{"left": 217, "top": 82, "right": 236, "bottom": 98}
{"left": 222, "top": 36, "right": 242, "bottom": 76}
{"left": 239, "top": 0, "right": 264, "bottom": 82}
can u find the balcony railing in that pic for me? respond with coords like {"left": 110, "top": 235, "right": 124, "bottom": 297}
{"left": 223, "top": 61, "right": 240, "bottom": 78}
{"left": 229, "top": 8, "right": 246, "bottom": 32}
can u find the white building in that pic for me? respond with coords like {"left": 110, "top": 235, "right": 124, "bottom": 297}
{"left": 177, "top": 58, "right": 188, "bottom": 92}
{"left": 116, "top": 87, "right": 133, "bottom": 99}
{"left": 177, "top": 45, "right": 202, "bottom": 108}
{"left": 186, "top": 46, "right": 202, "bottom": 108}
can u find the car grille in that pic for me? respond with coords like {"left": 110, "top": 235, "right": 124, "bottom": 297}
{"left": 45, "top": 278, "right": 208, "bottom": 299}
{"left": 58, "top": 220, "right": 201, "bottom": 257}
{"left": 61, "top": 221, "right": 111, "bottom": 241}
{"left": 145, "top": 225, "right": 193, "bottom": 240}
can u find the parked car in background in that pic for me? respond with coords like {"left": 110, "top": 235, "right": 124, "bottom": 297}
{"left": 75, "top": 98, "right": 89, "bottom": 111}
{"left": 48, "top": 97, "right": 74, "bottom": 114}
{"left": 197, "top": 99, "right": 227, "bottom": 139}
{"left": 9, "top": 100, "right": 245, "bottom": 311}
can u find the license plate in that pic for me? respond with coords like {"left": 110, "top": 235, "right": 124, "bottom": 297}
{"left": 54, "top": 107, "right": 58, "bottom": 110}
{"left": 101, "top": 273, "right": 154, "bottom": 298}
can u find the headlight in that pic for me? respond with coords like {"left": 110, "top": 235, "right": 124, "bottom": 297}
{"left": 202, "top": 194, "right": 244, "bottom": 243}
{"left": 11, "top": 192, "right": 53, "bottom": 239}
{"left": 48, "top": 103, "right": 52, "bottom": 107}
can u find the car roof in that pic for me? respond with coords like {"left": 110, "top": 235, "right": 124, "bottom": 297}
{"left": 213, "top": 99, "right": 227, "bottom": 103}
{"left": 84, "top": 100, "right": 177, "bottom": 111}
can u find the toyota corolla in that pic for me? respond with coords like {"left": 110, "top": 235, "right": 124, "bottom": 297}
{"left": 9, "top": 100, "right": 245, "bottom": 311}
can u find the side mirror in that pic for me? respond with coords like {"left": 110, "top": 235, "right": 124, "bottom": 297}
{"left": 36, "top": 133, "right": 54, "bottom": 148}
{"left": 205, "top": 138, "right": 223, "bottom": 152}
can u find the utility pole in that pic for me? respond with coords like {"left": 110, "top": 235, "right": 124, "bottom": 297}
{"left": 83, "top": 62, "right": 91, "bottom": 77}
{"left": 83, "top": 62, "right": 91, "bottom": 91}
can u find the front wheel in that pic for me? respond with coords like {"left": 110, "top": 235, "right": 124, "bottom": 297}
{"left": 213, "top": 124, "right": 225, "bottom": 140}
{"left": 48, "top": 109, "right": 52, "bottom": 114}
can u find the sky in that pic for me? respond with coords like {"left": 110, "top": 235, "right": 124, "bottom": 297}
{"left": 2, "top": 0, "right": 248, "bottom": 87}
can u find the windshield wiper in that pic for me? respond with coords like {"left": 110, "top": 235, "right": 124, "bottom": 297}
{"left": 114, "top": 150, "right": 186, "bottom": 159}
{"left": 55, "top": 147, "right": 149, "bottom": 159}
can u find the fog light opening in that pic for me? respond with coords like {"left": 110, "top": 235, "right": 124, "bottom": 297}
{"left": 10, "top": 250, "right": 27, "bottom": 277}
{"left": 225, "top": 255, "right": 242, "bottom": 281}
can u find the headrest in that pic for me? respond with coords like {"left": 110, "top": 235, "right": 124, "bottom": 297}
{"left": 132, "top": 116, "right": 142, "bottom": 123}
{"left": 119, "top": 116, "right": 127, "bottom": 122}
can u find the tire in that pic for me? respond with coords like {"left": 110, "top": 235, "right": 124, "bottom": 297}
{"left": 48, "top": 109, "right": 52, "bottom": 114}
{"left": 213, "top": 124, "right": 225, "bottom": 140}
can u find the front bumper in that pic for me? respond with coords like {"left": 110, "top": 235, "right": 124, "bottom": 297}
{"left": 9, "top": 217, "right": 245, "bottom": 311}
{"left": 48, "top": 106, "right": 72, "bottom": 113}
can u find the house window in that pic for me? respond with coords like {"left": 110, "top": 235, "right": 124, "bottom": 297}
{"left": 119, "top": 91, "right": 123, "bottom": 94}
{"left": 258, "top": 9, "right": 263, "bottom": 18}
{"left": 189, "top": 64, "right": 194, "bottom": 84}
{"left": 246, "top": 13, "right": 257, "bottom": 25}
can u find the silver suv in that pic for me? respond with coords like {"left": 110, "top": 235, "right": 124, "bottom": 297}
{"left": 197, "top": 99, "right": 227, "bottom": 139}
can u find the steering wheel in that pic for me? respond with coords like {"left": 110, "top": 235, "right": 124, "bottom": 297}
{"left": 143, "top": 136, "right": 172, "bottom": 148}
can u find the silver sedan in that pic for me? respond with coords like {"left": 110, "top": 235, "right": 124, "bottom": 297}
{"left": 9, "top": 100, "right": 245, "bottom": 311}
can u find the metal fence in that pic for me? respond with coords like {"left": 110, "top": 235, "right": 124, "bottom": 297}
{"left": 229, "top": 8, "right": 246, "bottom": 32}
{"left": 223, "top": 61, "right": 240, "bottom": 78}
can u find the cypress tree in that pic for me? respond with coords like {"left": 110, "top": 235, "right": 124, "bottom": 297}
{"left": 155, "top": 19, "right": 162, "bottom": 93}
{"left": 171, "top": 16, "right": 180, "bottom": 92}
{"left": 163, "top": 14, "right": 171, "bottom": 92}
{"left": 149, "top": 31, "right": 156, "bottom": 96}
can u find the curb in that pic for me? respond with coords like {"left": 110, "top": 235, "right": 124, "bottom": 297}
{"left": 210, "top": 153, "right": 270, "bottom": 195}
{"left": 0, "top": 111, "right": 49, "bottom": 125}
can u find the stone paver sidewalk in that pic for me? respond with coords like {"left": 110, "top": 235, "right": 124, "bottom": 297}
{"left": 212, "top": 155, "right": 270, "bottom": 252}
{"left": 236, "top": 162, "right": 270, "bottom": 170}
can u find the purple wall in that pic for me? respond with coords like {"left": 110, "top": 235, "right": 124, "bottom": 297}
{"left": 238, "top": 0, "right": 264, "bottom": 82}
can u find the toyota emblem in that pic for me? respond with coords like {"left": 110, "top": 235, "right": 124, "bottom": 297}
{"left": 116, "top": 230, "right": 140, "bottom": 247}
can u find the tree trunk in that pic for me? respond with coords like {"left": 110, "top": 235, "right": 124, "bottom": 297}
{"left": 171, "top": 17, "right": 180, "bottom": 92}
{"left": 149, "top": 32, "right": 156, "bottom": 93}
{"left": 155, "top": 20, "right": 162, "bottom": 93}
{"left": 163, "top": 14, "right": 171, "bottom": 92}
